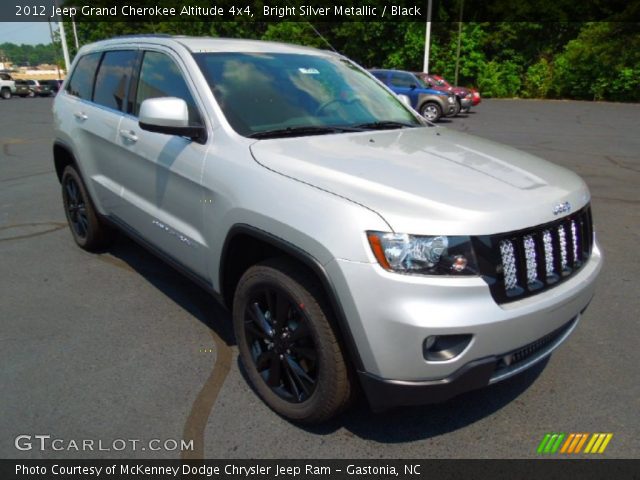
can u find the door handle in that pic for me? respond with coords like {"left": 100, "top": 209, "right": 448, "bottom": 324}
{"left": 73, "top": 111, "right": 88, "bottom": 121}
{"left": 119, "top": 129, "right": 138, "bottom": 143}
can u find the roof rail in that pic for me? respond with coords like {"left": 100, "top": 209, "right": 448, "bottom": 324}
{"left": 111, "top": 34, "right": 173, "bottom": 39}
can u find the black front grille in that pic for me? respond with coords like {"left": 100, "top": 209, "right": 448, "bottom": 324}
{"left": 473, "top": 205, "right": 593, "bottom": 304}
{"left": 493, "top": 318, "right": 576, "bottom": 377}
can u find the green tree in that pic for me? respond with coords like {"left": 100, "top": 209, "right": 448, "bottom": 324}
{"left": 523, "top": 58, "right": 553, "bottom": 98}
{"left": 477, "top": 60, "right": 521, "bottom": 97}
{"left": 552, "top": 22, "right": 640, "bottom": 101}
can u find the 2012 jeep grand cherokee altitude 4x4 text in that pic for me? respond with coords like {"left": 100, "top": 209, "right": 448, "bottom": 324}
{"left": 53, "top": 36, "right": 602, "bottom": 423}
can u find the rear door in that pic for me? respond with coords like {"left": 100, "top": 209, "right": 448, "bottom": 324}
{"left": 63, "top": 50, "right": 138, "bottom": 213}
{"left": 115, "top": 49, "right": 209, "bottom": 277}
{"left": 388, "top": 72, "right": 420, "bottom": 108}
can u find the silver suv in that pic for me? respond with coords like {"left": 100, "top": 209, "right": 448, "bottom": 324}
{"left": 53, "top": 36, "right": 602, "bottom": 423}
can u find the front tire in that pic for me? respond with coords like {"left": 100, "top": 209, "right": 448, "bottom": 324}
{"left": 452, "top": 98, "right": 462, "bottom": 116}
{"left": 419, "top": 101, "right": 442, "bottom": 122}
{"left": 1, "top": 88, "right": 11, "bottom": 100}
{"left": 61, "top": 165, "right": 115, "bottom": 251}
{"left": 233, "top": 259, "right": 352, "bottom": 423}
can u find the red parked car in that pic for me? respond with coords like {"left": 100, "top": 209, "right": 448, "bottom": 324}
{"left": 470, "top": 88, "right": 481, "bottom": 107}
{"left": 414, "top": 73, "right": 480, "bottom": 113}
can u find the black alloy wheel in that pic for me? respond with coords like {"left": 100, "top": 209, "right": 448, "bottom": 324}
{"left": 233, "top": 259, "right": 352, "bottom": 423}
{"left": 61, "top": 165, "right": 115, "bottom": 251}
{"left": 63, "top": 174, "right": 89, "bottom": 240}
{"left": 244, "top": 285, "right": 318, "bottom": 403}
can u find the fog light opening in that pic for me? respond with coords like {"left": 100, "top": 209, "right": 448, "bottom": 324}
{"left": 423, "top": 334, "right": 473, "bottom": 362}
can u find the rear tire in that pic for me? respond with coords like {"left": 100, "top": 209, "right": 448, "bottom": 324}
{"left": 233, "top": 258, "right": 352, "bottom": 423}
{"left": 1, "top": 88, "right": 11, "bottom": 100}
{"left": 61, "top": 165, "right": 116, "bottom": 251}
{"left": 419, "top": 101, "right": 442, "bottom": 122}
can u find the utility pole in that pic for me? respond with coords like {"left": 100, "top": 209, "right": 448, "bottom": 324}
{"left": 53, "top": 0, "right": 71, "bottom": 73}
{"left": 47, "top": 19, "right": 62, "bottom": 80}
{"left": 71, "top": 17, "right": 79, "bottom": 50}
{"left": 454, "top": 0, "right": 464, "bottom": 85}
{"left": 422, "top": 0, "right": 433, "bottom": 73}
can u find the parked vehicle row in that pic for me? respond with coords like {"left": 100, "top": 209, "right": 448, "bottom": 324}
{"left": 370, "top": 69, "right": 481, "bottom": 121}
{"left": 0, "top": 73, "right": 15, "bottom": 99}
{"left": 414, "top": 73, "right": 481, "bottom": 113}
{"left": 0, "top": 73, "right": 63, "bottom": 99}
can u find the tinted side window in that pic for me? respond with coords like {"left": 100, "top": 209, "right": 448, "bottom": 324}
{"left": 92, "top": 50, "right": 138, "bottom": 111}
{"left": 371, "top": 71, "right": 387, "bottom": 82}
{"left": 135, "top": 51, "right": 201, "bottom": 125}
{"left": 66, "top": 53, "right": 101, "bottom": 100}
{"left": 389, "top": 72, "right": 416, "bottom": 88}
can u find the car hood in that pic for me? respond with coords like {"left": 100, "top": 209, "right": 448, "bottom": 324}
{"left": 249, "top": 127, "right": 590, "bottom": 235}
{"left": 452, "top": 86, "right": 471, "bottom": 96}
{"left": 419, "top": 88, "right": 450, "bottom": 96}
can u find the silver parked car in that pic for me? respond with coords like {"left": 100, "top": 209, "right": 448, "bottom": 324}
{"left": 53, "top": 36, "right": 602, "bottom": 423}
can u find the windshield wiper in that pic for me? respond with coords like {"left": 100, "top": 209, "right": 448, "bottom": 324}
{"left": 353, "top": 121, "right": 418, "bottom": 130}
{"left": 248, "top": 125, "right": 364, "bottom": 139}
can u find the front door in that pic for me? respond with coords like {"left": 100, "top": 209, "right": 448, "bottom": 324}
{"left": 114, "top": 49, "right": 209, "bottom": 278}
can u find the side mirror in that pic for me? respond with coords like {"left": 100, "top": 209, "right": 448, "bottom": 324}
{"left": 397, "top": 94, "right": 412, "bottom": 107}
{"left": 139, "top": 97, "right": 206, "bottom": 143}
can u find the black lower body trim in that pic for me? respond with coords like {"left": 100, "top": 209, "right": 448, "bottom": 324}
{"left": 359, "top": 358, "right": 497, "bottom": 412}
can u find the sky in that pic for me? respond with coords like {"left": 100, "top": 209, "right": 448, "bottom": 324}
{"left": 0, "top": 22, "right": 56, "bottom": 45}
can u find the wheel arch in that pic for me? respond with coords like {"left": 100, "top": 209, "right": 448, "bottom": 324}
{"left": 417, "top": 95, "right": 444, "bottom": 113}
{"left": 53, "top": 141, "right": 77, "bottom": 183}
{"left": 219, "top": 224, "right": 364, "bottom": 370}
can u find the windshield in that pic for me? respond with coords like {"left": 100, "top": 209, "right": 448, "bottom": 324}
{"left": 194, "top": 52, "right": 423, "bottom": 138}
{"left": 413, "top": 75, "right": 430, "bottom": 89}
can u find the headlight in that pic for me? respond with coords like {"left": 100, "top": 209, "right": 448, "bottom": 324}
{"left": 447, "top": 96, "right": 455, "bottom": 103}
{"left": 367, "top": 232, "right": 478, "bottom": 275}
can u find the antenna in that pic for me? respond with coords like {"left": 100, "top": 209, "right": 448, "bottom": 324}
{"left": 305, "top": 22, "right": 338, "bottom": 53}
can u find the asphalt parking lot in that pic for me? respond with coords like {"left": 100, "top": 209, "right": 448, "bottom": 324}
{"left": 1, "top": 97, "right": 638, "bottom": 459}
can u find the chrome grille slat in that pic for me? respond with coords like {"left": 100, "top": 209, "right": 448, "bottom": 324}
{"left": 558, "top": 224, "right": 569, "bottom": 273}
{"left": 499, "top": 239, "right": 518, "bottom": 291}
{"left": 542, "top": 229, "right": 554, "bottom": 279}
{"left": 523, "top": 235, "right": 538, "bottom": 285}
{"left": 571, "top": 220, "right": 580, "bottom": 265}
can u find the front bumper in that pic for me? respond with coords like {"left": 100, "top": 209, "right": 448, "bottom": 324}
{"left": 444, "top": 101, "right": 457, "bottom": 116}
{"left": 326, "top": 241, "right": 602, "bottom": 407}
{"left": 460, "top": 97, "right": 473, "bottom": 109}
{"left": 359, "top": 314, "right": 582, "bottom": 410}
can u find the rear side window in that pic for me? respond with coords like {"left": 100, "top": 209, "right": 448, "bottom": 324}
{"left": 93, "top": 50, "right": 138, "bottom": 111}
{"left": 66, "top": 53, "right": 101, "bottom": 100}
{"left": 389, "top": 72, "right": 417, "bottom": 88}
{"left": 135, "top": 51, "right": 201, "bottom": 125}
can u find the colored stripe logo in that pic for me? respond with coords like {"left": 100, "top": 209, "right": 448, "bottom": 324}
{"left": 537, "top": 433, "right": 613, "bottom": 454}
